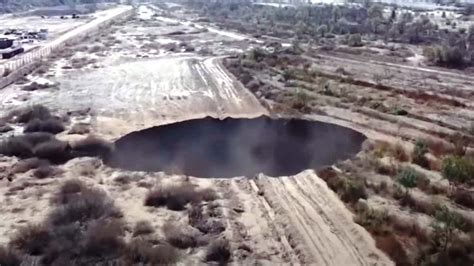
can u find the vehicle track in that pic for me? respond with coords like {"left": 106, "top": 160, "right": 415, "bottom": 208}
{"left": 256, "top": 171, "right": 394, "bottom": 266}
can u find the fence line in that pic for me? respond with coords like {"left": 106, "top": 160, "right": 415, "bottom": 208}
{"left": 0, "top": 6, "right": 133, "bottom": 90}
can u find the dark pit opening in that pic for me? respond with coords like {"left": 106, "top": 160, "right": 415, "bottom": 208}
{"left": 105, "top": 116, "right": 366, "bottom": 178}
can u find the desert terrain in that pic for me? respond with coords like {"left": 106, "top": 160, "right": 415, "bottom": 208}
{"left": 0, "top": 1, "right": 472, "bottom": 265}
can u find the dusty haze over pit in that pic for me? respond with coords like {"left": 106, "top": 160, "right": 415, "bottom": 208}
{"left": 105, "top": 116, "right": 367, "bottom": 178}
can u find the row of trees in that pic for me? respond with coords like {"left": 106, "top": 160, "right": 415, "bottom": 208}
{"left": 189, "top": 0, "right": 474, "bottom": 67}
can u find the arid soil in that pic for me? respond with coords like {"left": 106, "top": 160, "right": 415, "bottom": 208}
{"left": 0, "top": 3, "right": 472, "bottom": 266}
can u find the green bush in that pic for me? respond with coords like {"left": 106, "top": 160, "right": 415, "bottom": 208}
{"left": 441, "top": 156, "right": 474, "bottom": 184}
{"left": 412, "top": 139, "right": 429, "bottom": 168}
{"left": 347, "top": 33, "right": 363, "bottom": 47}
{"left": 396, "top": 168, "right": 419, "bottom": 199}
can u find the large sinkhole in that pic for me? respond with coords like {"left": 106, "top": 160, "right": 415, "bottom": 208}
{"left": 105, "top": 116, "right": 367, "bottom": 178}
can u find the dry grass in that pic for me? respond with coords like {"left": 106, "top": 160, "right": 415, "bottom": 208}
{"left": 205, "top": 239, "right": 231, "bottom": 263}
{"left": 2, "top": 179, "right": 162, "bottom": 264}
{"left": 188, "top": 204, "right": 225, "bottom": 235}
{"left": 354, "top": 208, "right": 391, "bottom": 236}
{"left": 9, "top": 105, "right": 52, "bottom": 124}
{"left": 21, "top": 82, "right": 50, "bottom": 91}
{"left": 368, "top": 140, "right": 409, "bottom": 162}
{"left": 49, "top": 180, "right": 122, "bottom": 226}
{"left": 163, "top": 221, "right": 202, "bottom": 249}
{"left": 144, "top": 182, "right": 217, "bottom": 211}
{"left": 71, "top": 136, "right": 113, "bottom": 159}
{"left": 33, "top": 165, "right": 57, "bottom": 179}
{"left": 124, "top": 239, "right": 181, "bottom": 265}
{"left": 9, "top": 224, "right": 51, "bottom": 255}
{"left": 24, "top": 118, "right": 65, "bottom": 134}
{"left": 33, "top": 139, "right": 70, "bottom": 163}
{"left": 82, "top": 220, "right": 125, "bottom": 258}
{"left": 133, "top": 220, "right": 155, "bottom": 237}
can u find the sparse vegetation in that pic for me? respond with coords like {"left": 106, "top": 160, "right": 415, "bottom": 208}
{"left": 354, "top": 207, "right": 391, "bottom": 235}
{"left": 33, "top": 165, "right": 57, "bottom": 179}
{"left": 431, "top": 206, "right": 465, "bottom": 252}
{"left": 144, "top": 182, "right": 217, "bottom": 211}
{"left": 9, "top": 105, "right": 52, "bottom": 124}
{"left": 71, "top": 136, "right": 113, "bottom": 158}
{"left": 1, "top": 180, "right": 158, "bottom": 265}
{"left": 24, "top": 118, "right": 65, "bottom": 134}
{"left": 441, "top": 156, "right": 474, "bottom": 185}
{"left": 163, "top": 221, "right": 201, "bottom": 249}
{"left": 133, "top": 220, "right": 155, "bottom": 237}
{"left": 396, "top": 168, "right": 419, "bottom": 199}
{"left": 11, "top": 157, "right": 49, "bottom": 174}
{"left": 124, "top": 239, "right": 181, "bottom": 265}
{"left": 412, "top": 139, "right": 429, "bottom": 168}
{"left": 205, "top": 239, "right": 231, "bottom": 263}
{"left": 10, "top": 224, "right": 51, "bottom": 255}
{"left": 21, "top": 82, "right": 51, "bottom": 91}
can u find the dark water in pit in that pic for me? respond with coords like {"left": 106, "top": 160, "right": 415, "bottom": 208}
{"left": 105, "top": 116, "right": 366, "bottom": 178}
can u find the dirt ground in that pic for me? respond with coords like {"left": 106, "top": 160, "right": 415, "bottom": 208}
{"left": 2, "top": 3, "right": 472, "bottom": 265}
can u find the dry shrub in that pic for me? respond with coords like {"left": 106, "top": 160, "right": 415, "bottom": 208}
{"left": 317, "top": 168, "right": 367, "bottom": 204}
{"left": 450, "top": 133, "right": 468, "bottom": 156}
{"left": 370, "top": 140, "right": 392, "bottom": 158}
{"left": 11, "top": 158, "right": 49, "bottom": 174}
{"left": 7, "top": 180, "right": 130, "bottom": 264}
{"left": 24, "top": 118, "right": 65, "bottom": 134}
{"left": 82, "top": 219, "right": 125, "bottom": 258}
{"left": 23, "top": 132, "right": 55, "bottom": 146}
{"left": 392, "top": 142, "right": 409, "bottom": 162}
{"left": 412, "top": 139, "right": 429, "bottom": 168}
{"left": 0, "top": 133, "right": 55, "bottom": 159}
{"left": 10, "top": 224, "right": 51, "bottom": 255}
{"left": 70, "top": 57, "right": 97, "bottom": 69}
{"left": 33, "top": 139, "right": 70, "bottom": 163}
{"left": 0, "top": 137, "right": 34, "bottom": 158}
{"left": 339, "top": 179, "right": 368, "bottom": 204}
{"left": 317, "top": 167, "right": 343, "bottom": 192}
{"left": 133, "top": 220, "right": 155, "bottom": 237}
{"left": 188, "top": 204, "right": 225, "bottom": 235}
{"left": 354, "top": 208, "right": 391, "bottom": 235}
{"left": 33, "top": 165, "right": 57, "bottom": 179}
{"left": 48, "top": 181, "right": 121, "bottom": 226}
{"left": 405, "top": 194, "right": 437, "bottom": 216}
{"left": 114, "top": 174, "right": 132, "bottom": 185}
{"left": 452, "top": 187, "right": 474, "bottom": 208}
{"left": 163, "top": 221, "right": 201, "bottom": 249}
{"left": 53, "top": 179, "right": 85, "bottom": 204}
{"left": 144, "top": 183, "right": 217, "bottom": 211}
{"left": 71, "top": 136, "right": 113, "bottom": 158}
{"left": 22, "top": 82, "right": 50, "bottom": 91}
{"left": 10, "top": 105, "right": 52, "bottom": 124}
{"left": 205, "top": 239, "right": 231, "bottom": 263}
{"left": 124, "top": 239, "right": 180, "bottom": 265}
{"left": 0, "top": 245, "right": 20, "bottom": 266}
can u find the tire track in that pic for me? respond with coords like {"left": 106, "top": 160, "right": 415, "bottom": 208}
{"left": 257, "top": 171, "right": 394, "bottom": 266}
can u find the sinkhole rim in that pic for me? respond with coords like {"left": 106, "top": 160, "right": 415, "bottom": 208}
{"left": 104, "top": 116, "right": 367, "bottom": 178}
